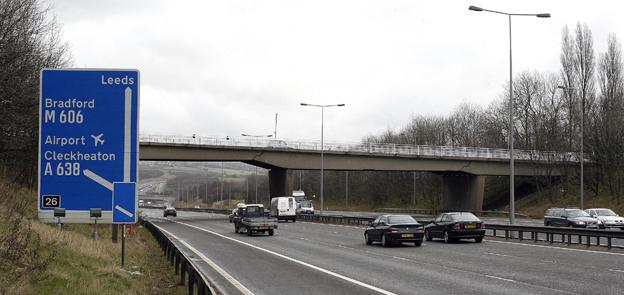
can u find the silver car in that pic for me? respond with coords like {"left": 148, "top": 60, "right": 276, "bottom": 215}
{"left": 585, "top": 208, "right": 624, "bottom": 230}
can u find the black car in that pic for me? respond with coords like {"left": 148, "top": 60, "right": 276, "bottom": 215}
{"left": 364, "top": 215, "right": 425, "bottom": 247}
{"left": 424, "top": 212, "right": 485, "bottom": 243}
{"left": 544, "top": 208, "right": 602, "bottom": 228}
{"left": 229, "top": 208, "right": 242, "bottom": 223}
{"left": 163, "top": 206, "right": 177, "bottom": 217}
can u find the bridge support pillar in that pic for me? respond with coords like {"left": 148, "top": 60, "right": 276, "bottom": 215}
{"left": 441, "top": 175, "right": 485, "bottom": 211}
{"left": 268, "top": 168, "right": 294, "bottom": 200}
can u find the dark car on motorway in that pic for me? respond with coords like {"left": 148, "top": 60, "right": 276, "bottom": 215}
{"left": 544, "top": 208, "right": 602, "bottom": 228}
{"left": 424, "top": 212, "right": 485, "bottom": 243}
{"left": 163, "top": 206, "right": 177, "bottom": 217}
{"left": 229, "top": 208, "right": 242, "bottom": 223}
{"left": 364, "top": 215, "right": 425, "bottom": 247}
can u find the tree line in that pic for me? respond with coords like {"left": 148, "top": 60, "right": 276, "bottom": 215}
{"left": 0, "top": 0, "right": 71, "bottom": 186}
{"left": 354, "top": 23, "right": 624, "bottom": 206}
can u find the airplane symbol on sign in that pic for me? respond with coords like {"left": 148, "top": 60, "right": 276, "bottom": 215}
{"left": 91, "top": 133, "right": 104, "bottom": 147}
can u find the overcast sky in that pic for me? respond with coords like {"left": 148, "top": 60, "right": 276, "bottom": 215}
{"left": 50, "top": 0, "right": 624, "bottom": 143}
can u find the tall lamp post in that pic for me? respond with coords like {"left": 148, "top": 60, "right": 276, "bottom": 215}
{"left": 300, "top": 102, "right": 345, "bottom": 216}
{"left": 557, "top": 85, "right": 584, "bottom": 209}
{"left": 274, "top": 113, "right": 278, "bottom": 139}
{"left": 241, "top": 133, "right": 273, "bottom": 204}
{"left": 469, "top": 5, "right": 550, "bottom": 225}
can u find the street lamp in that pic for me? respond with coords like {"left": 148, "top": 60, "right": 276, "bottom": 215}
{"left": 469, "top": 5, "right": 550, "bottom": 225}
{"left": 557, "top": 85, "right": 584, "bottom": 209}
{"left": 300, "top": 102, "right": 345, "bottom": 215}
{"left": 241, "top": 133, "right": 273, "bottom": 204}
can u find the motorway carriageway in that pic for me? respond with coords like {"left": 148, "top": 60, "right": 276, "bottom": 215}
{"left": 142, "top": 209, "right": 624, "bottom": 295}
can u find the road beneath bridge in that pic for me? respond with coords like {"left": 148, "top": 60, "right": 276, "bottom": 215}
{"left": 143, "top": 209, "right": 623, "bottom": 295}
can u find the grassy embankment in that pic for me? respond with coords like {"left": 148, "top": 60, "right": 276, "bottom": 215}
{"left": 0, "top": 179, "right": 185, "bottom": 295}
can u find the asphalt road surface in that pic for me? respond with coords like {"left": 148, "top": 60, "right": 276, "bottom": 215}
{"left": 142, "top": 209, "right": 624, "bottom": 295}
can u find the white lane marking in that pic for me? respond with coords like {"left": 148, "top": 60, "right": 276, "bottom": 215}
{"left": 609, "top": 269, "right": 624, "bottom": 273}
{"left": 280, "top": 229, "right": 573, "bottom": 294}
{"left": 267, "top": 219, "right": 575, "bottom": 294}
{"left": 151, "top": 221, "right": 254, "bottom": 295}
{"left": 486, "top": 240, "right": 624, "bottom": 256}
{"left": 485, "top": 275, "right": 517, "bottom": 283}
{"left": 171, "top": 220, "right": 397, "bottom": 295}
{"left": 115, "top": 205, "right": 134, "bottom": 218}
{"left": 483, "top": 252, "right": 512, "bottom": 258}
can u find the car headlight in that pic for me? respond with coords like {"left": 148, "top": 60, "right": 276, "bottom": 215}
{"left": 576, "top": 221, "right": 586, "bottom": 225}
{"left": 596, "top": 220, "right": 602, "bottom": 224}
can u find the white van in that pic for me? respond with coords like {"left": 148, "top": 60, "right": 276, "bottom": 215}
{"left": 270, "top": 197, "right": 297, "bottom": 222}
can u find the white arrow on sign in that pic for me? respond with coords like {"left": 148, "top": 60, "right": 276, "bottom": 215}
{"left": 115, "top": 205, "right": 134, "bottom": 218}
{"left": 84, "top": 87, "right": 133, "bottom": 189}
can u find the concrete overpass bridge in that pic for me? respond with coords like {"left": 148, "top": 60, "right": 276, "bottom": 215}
{"left": 138, "top": 135, "right": 579, "bottom": 211}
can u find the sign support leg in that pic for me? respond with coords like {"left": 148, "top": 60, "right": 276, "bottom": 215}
{"left": 92, "top": 218, "right": 98, "bottom": 240}
{"left": 112, "top": 224, "right": 119, "bottom": 243}
{"left": 121, "top": 224, "right": 126, "bottom": 268}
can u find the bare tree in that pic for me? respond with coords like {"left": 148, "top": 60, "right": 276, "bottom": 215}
{"left": 560, "top": 25, "right": 578, "bottom": 151}
{"left": 0, "top": 0, "right": 71, "bottom": 186}
{"left": 594, "top": 34, "right": 624, "bottom": 203}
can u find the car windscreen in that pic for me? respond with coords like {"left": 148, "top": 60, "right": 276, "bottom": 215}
{"left": 300, "top": 200, "right": 312, "bottom": 208}
{"left": 245, "top": 206, "right": 263, "bottom": 217}
{"left": 567, "top": 210, "right": 590, "bottom": 218}
{"left": 388, "top": 215, "right": 417, "bottom": 224}
{"left": 450, "top": 213, "right": 480, "bottom": 222}
{"left": 595, "top": 209, "right": 617, "bottom": 216}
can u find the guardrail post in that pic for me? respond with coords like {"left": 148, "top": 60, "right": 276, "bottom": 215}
{"left": 586, "top": 236, "right": 590, "bottom": 248}
{"left": 175, "top": 253, "right": 180, "bottom": 275}
{"left": 198, "top": 280, "right": 208, "bottom": 295}
{"left": 608, "top": 237, "right": 612, "bottom": 249}
{"left": 519, "top": 231, "right": 523, "bottom": 241}
{"left": 532, "top": 231, "right": 537, "bottom": 243}
{"left": 180, "top": 260, "right": 187, "bottom": 286}
{"left": 504, "top": 230, "right": 509, "bottom": 240}
{"left": 567, "top": 234, "right": 571, "bottom": 246}
{"left": 188, "top": 269, "right": 195, "bottom": 295}
{"left": 170, "top": 245, "right": 175, "bottom": 266}
{"left": 596, "top": 236, "right": 600, "bottom": 247}
{"left": 578, "top": 235, "right": 582, "bottom": 245}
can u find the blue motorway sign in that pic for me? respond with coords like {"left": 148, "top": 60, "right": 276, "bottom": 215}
{"left": 38, "top": 69, "right": 139, "bottom": 224}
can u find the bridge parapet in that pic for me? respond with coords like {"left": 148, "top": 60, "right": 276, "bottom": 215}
{"left": 139, "top": 135, "right": 583, "bottom": 164}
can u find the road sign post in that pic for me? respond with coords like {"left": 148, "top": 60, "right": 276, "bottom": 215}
{"left": 38, "top": 69, "right": 140, "bottom": 225}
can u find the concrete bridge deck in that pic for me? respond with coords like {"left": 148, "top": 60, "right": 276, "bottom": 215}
{"left": 138, "top": 135, "right": 579, "bottom": 211}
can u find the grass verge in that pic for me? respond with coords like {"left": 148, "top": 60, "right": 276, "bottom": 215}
{"left": 0, "top": 179, "right": 186, "bottom": 295}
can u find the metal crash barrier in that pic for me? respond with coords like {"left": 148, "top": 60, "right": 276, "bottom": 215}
{"left": 486, "top": 224, "right": 624, "bottom": 250}
{"left": 297, "top": 213, "right": 375, "bottom": 225}
{"left": 298, "top": 213, "right": 624, "bottom": 250}
{"left": 175, "top": 208, "right": 624, "bottom": 250}
{"left": 142, "top": 219, "right": 217, "bottom": 295}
